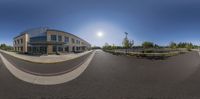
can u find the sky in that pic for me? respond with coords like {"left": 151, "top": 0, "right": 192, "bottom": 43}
{"left": 0, "top": 0, "right": 200, "bottom": 46}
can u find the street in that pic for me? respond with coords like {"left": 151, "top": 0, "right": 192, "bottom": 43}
{"left": 0, "top": 50, "right": 200, "bottom": 99}
{"left": 0, "top": 52, "right": 92, "bottom": 75}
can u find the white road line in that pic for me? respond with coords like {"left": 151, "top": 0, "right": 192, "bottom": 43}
{"left": 0, "top": 51, "right": 96, "bottom": 85}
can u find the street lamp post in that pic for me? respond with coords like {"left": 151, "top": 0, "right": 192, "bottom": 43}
{"left": 125, "top": 32, "right": 128, "bottom": 54}
{"left": 125, "top": 32, "right": 128, "bottom": 39}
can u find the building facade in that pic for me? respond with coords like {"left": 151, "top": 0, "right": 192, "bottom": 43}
{"left": 13, "top": 27, "right": 91, "bottom": 55}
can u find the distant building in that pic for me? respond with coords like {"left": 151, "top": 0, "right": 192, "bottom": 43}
{"left": 13, "top": 27, "right": 91, "bottom": 55}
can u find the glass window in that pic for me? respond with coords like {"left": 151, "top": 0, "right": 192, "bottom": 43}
{"left": 51, "top": 35, "right": 57, "bottom": 41}
{"left": 21, "top": 39, "right": 23, "bottom": 44}
{"left": 58, "top": 47, "right": 63, "bottom": 51}
{"left": 20, "top": 47, "right": 23, "bottom": 51}
{"left": 58, "top": 35, "right": 62, "bottom": 42}
{"left": 53, "top": 46, "right": 57, "bottom": 52}
{"left": 30, "top": 36, "right": 47, "bottom": 42}
{"left": 71, "top": 38, "right": 75, "bottom": 43}
{"left": 65, "top": 37, "right": 69, "bottom": 43}
{"left": 65, "top": 46, "right": 69, "bottom": 51}
{"left": 76, "top": 40, "right": 79, "bottom": 44}
{"left": 76, "top": 47, "right": 79, "bottom": 50}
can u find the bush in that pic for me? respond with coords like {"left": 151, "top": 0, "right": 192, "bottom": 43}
{"left": 169, "top": 42, "right": 177, "bottom": 49}
{"left": 0, "top": 44, "right": 13, "bottom": 51}
{"left": 107, "top": 50, "right": 181, "bottom": 59}
{"left": 142, "top": 49, "right": 154, "bottom": 53}
{"left": 142, "top": 42, "right": 154, "bottom": 48}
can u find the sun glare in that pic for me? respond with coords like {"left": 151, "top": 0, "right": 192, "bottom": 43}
{"left": 97, "top": 32, "right": 103, "bottom": 37}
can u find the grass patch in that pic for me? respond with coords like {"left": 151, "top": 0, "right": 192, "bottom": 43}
{"left": 104, "top": 49, "right": 187, "bottom": 60}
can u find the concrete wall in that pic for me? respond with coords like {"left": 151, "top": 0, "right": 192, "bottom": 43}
{"left": 13, "top": 33, "right": 29, "bottom": 53}
{"left": 47, "top": 45, "right": 53, "bottom": 54}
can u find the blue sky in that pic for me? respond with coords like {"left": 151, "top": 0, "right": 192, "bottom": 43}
{"left": 0, "top": 0, "right": 200, "bottom": 46}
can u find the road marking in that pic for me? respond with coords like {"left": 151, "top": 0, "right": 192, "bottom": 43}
{"left": 0, "top": 51, "right": 96, "bottom": 85}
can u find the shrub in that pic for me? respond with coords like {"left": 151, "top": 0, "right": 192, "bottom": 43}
{"left": 169, "top": 42, "right": 177, "bottom": 49}
{"left": 0, "top": 44, "right": 13, "bottom": 51}
{"left": 142, "top": 42, "right": 154, "bottom": 48}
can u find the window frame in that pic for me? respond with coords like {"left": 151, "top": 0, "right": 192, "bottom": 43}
{"left": 51, "top": 35, "right": 57, "bottom": 41}
{"left": 58, "top": 35, "right": 62, "bottom": 42}
{"left": 65, "top": 36, "right": 69, "bottom": 43}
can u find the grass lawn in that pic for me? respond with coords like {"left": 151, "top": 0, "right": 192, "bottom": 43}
{"left": 104, "top": 49, "right": 189, "bottom": 60}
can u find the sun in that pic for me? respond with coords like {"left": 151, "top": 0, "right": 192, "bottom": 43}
{"left": 97, "top": 32, "right": 103, "bottom": 37}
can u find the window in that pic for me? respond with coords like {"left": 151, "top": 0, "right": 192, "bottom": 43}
{"left": 76, "top": 40, "right": 80, "bottom": 44}
{"left": 76, "top": 47, "right": 79, "bottom": 50}
{"left": 21, "top": 47, "right": 23, "bottom": 51}
{"left": 58, "top": 35, "right": 62, "bottom": 42}
{"left": 53, "top": 46, "right": 57, "bottom": 52}
{"left": 58, "top": 47, "right": 63, "bottom": 51}
{"left": 30, "top": 36, "right": 47, "bottom": 42}
{"left": 65, "top": 37, "right": 69, "bottom": 43}
{"left": 71, "top": 38, "right": 75, "bottom": 43}
{"left": 51, "top": 35, "right": 57, "bottom": 41}
{"left": 21, "top": 39, "right": 23, "bottom": 44}
{"left": 65, "top": 46, "right": 69, "bottom": 52}
{"left": 17, "top": 40, "right": 19, "bottom": 44}
{"left": 72, "top": 46, "right": 75, "bottom": 51}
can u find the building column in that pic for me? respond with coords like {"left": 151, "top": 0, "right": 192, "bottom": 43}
{"left": 47, "top": 45, "right": 53, "bottom": 55}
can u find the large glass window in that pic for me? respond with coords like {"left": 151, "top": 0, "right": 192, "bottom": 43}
{"left": 58, "top": 35, "right": 62, "bottom": 42}
{"left": 51, "top": 35, "right": 57, "bottom": 41}
{"left": 30, "top": 36, "right": 47, "bottom": 42}
{"left": 65, "top": 46, "right": 69, "bottom": 52}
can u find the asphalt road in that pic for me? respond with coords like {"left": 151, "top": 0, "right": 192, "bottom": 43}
{"left": 0, "top": 52, "right": 91, "bottom": 75}
{"left": 0, "top": 50, "right": 200, "bottom": 99}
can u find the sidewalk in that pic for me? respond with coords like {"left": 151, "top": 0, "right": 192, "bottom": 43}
{"left": 0, "top": 49, "right": 93, "bottom": 63}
